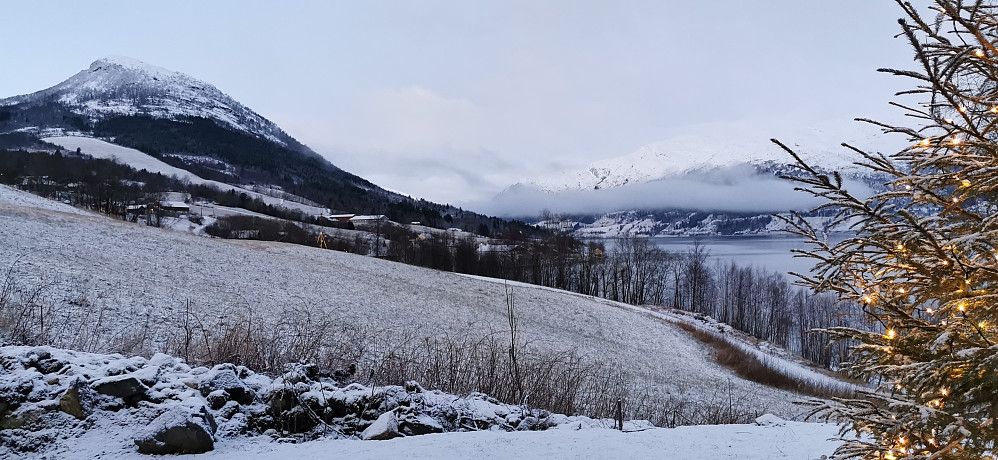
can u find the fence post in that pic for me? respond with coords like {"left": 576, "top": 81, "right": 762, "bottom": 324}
{"left": 616, "top": 398, "right": 623, "bottom": 431}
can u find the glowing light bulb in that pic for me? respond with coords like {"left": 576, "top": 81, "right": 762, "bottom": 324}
{"left": 980, "top": 322, "right": 987, "bottom": 328}
{"left": 942, "top": 260, "right": 949, "bottom": 266}
{"left": 863, "top": 295, "right": 872, "bottom": 303}
{"left": 885, "top": 329, "right": 896, "bottom": 340}
{"left": 897, "top": 243, "right": 904, "bottom": 250}
{"left": 953, "top": 197, "right": 960, "bottom": 203}
{"left": 920, "top": 138, "right": 930, "bottom": 147}
{"left": 976, "top": 49, "right": 985, "bottom": 57}
{"left": 959, "top": 304, "right": 966, "bottom": 312}
{"left": 952, "top": 137, "right": 962, "bottom": 145}
{"left": 927, "top": 307, "right": 934, "bottom": 314}
{"left": 941, "top": 388, "right": 948, "bottom": 396}
{"left": 959, "top": 106, "right": 967, "bottom": 112}
{"left": 966, "top": 278, "right": 972, "bottom": 285}
{"left": 962, "top": 179, "right": 972, "bottom": 187}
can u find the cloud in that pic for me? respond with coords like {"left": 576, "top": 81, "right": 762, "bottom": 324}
{"left": 359, "top": 86, "right": 482, "bottom": 152}
{"left": 474, "top": 163, "right": 874, "bottom": 218}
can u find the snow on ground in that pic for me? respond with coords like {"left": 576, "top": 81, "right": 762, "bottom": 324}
{"left": 196, "top": 419, "right": 841, "bottom": 460}
{"left": 0, "top": 185, "right": 821, "bottom": 422}
{"left": 459, "top": 275, "right": 859, "bottom": 394}
{"left": 41, "top": 136, "right": 328, "bottom": 216}
{"left": 0, "top": 184, "right": 92, "bottom": 216}
{"left": 0, "top": 345, "right": 843, "bottom": 460}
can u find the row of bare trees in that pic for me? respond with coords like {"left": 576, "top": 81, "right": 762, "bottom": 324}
{"left": 433, "top": 234, "right": 860, "bottom": 369}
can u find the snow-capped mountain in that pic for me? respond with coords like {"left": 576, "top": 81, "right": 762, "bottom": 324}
{"left": 0, "top": 56, "right": 491, "bottom": 225}
{"left": 0, "top": 56, "right": 308, "bottom": 153}
{"left": 518, "top": 120, "right": 899, "bottom": 194}
{"left": 486, "top": 120, "right": 901, "bottom": 234}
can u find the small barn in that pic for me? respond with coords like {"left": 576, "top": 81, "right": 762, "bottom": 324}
{"left": 160, "top": 201, "right": 190, "bottom": 213}
{"left": 325, "top": 214, "right": 356, "bottom": 222}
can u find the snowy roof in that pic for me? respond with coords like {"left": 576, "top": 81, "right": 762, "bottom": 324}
{"left": 477, "top": 244, "right": 522, "bottom": 253}
{"left": 350, "top": 215, "right": 387, "bottom": 221}
{"left": 160, "top": 201, "right": 189, "bottom": 209}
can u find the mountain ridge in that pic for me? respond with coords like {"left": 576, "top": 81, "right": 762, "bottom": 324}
{"left": 511, "top": 120, "right": 900, "bottom": 196}
{"left": 0, "top": 56, "right": 504, "bottom": 230}
{"left": 0, "top": 56, "right": 310, "bottom": 154}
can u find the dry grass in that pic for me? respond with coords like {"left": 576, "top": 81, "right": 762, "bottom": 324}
{"left": 676, "top": 322, "right": 856, "bottom": 400}
{"left": 0, "top": 259, "right": 804, "bottom": 428}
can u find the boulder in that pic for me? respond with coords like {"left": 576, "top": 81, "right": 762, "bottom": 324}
{"left": 200, "top": 367, "right": 255, "bottom": 405}
{"left": 361, "top": 411, "right": 401, "bottom": 440}
{"left": 134, "top": 405, "right": 217, "bottom": 454}
{"left": 206, "top": 390, "right": 230, "bottom": 410}
{"left": 399, "top": 413, "right": 443, "bottom": 436}
{"left": 91, "top": 374, "right": 149, "bottom": 403}
{"left": 267, "top": 388, "right": 319, "bottom": 433}
{"left": 59, "top": 379, "right": 97, "bottom": 420}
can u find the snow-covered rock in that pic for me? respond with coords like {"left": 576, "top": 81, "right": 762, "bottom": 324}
{"left": 754, "top": 414, "right": 787, "bottom": 427}
{"left": 0, "top": 346, "right": 650, "bottom": 458}
{"left": 360, "top": 411, "right": 401, "bottom": 440}
{"left": 133, "top": 404, "right": 217, "bottom": 454}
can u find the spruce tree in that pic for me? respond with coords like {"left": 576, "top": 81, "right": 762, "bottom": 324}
{"left": 776, "top": 1, "right": 998, "bottom": 458}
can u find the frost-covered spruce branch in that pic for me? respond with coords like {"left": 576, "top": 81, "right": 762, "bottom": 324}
{"left": 775, "top": 1, "right": 998, "bottom": 458}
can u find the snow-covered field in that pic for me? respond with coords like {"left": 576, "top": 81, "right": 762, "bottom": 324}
{"left": 41, "top": 136, "right": 329, "bottom": 216}
{"left": 200, "top": 419, "right": 842, "bottom": 460}
{"left": 0, "top": 184, "right": 93, "bottom": 216}
{"left": 0, "top": 187, "right": 852, "bottom": 457}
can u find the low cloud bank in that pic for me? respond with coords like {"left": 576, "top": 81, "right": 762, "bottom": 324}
{"left": 474, "top": 164, "right": 873, "bottom": 218}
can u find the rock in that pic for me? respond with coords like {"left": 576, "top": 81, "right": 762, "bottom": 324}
{"left": 134, "top": 405, "right": 217, "bottom": 454}
{"left": 217, "top": 400, "right": 240, "bottom": 420}
{"left": 268, "top": 388, "right": 297, "bottom": 415}
{"left": 516, "top": 416, "right": 539, "bottom": 431}
{"left": 36, "top": 358, "right": 67, "bottom": 374}
{"left": 404, "top": 381, "right": 425, "bottom": 393}
{"left": 399, "top": 413, "right": 443, "bottom": 436}
{"left": 361, "top": 411, "right": 401, "bottom": 440}
{"left": 755, "top": 414, "right": 786, "bottom": 427}
{"left": 331, "top": 363, "right": 356, "bottom": 381}
{"left": 327, "top": 397, "right": 349, "bottom": 418}
{"left": 59, "top": 379, "right": 97, "bottom": 420}
{"left": 267, "top": 388, "right": 319, "bottom": 433}
{"left": 280, "top": 405, "right": 319, "bottom": 433}
{"left": 200, "top": 367, "right": 255, "bottom": 405}
{"left": 91, "top": 374, "right": 149, "bottom": 403}
{"left": 206, "top": 390, "right": 230, "bottom": 410}
{"left": 25, "top": 348, "right": 51, "bottom": 365}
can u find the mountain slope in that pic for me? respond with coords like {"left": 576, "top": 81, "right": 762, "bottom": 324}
{"left": 0, "top": 184, "right": 822, "bottom": 422}
{"left": 0, "top": 57, "right": 484, "bottom": 227}
{"left": 517, "top": 120, "right": 896, "bottom": 195}
{"left": 0, "top": 56, "right": 306, "bottom": 152}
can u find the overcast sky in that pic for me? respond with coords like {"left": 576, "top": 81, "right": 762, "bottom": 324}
{"left": 0, "top": 1, "right": 927, "bottom": 206}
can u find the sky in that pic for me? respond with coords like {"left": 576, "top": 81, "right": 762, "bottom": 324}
{"left": 0, "top": 1, "right": 927, "bottom": 208}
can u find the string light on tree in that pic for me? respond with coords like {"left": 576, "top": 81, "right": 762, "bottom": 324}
{"left": 771, "top": 1, "right": 998, "bottom": 458}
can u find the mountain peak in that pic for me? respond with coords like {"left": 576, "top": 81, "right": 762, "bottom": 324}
{"left": 89, "top": 55, "right": 180, "bottom": 80}
{"left": 0, "top": 56, "right": 303, "bottom": 150}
